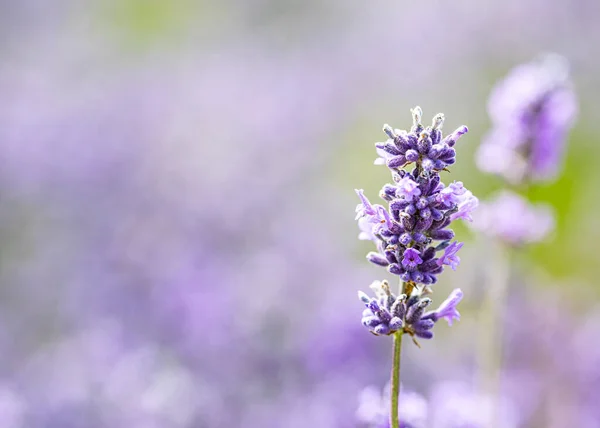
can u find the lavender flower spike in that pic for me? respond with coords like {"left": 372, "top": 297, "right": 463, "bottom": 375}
{"left": 358, "top": 282, "right": 463, "bottom": 339}
{"left": 354, "top": 107, "right": 473, "bottom": 428}
{"left": 355, "top": 107, "right": 477, "bottom": 286}
{"left": 476, "top": 54, "right": 577, "bottom": 184}
{"left": 471, "top": 191, "right": 554, "bottom": 246}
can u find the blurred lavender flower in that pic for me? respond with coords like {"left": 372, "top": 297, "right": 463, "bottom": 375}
{"left": 356, "top": 107, "right": 477, "bottom": 286}
{"left": 571, "top": 311, "right": 600, "bottom": 426}
{"left": 428, "top": 381, "right": 520, "bottom": 428}
{"left": 358, "top": 280, "right": 463, "bottom": 342}
{"left": 357, "top": 381, "right": 520, "bottom": 428}
{"left": 476, "top": 54, "right": 577, "bottom": 184}
{"left": 15, "top": 320, "right": 200, "bottom": 428}
{"left": 0, "top": 44, "right": 389, "bottom": 427}
{"left": 356, "top": 383, "right": 427, "bottom": 428}
{"left": 502, "top": 285, "right": 600, "bottom": 427}
{"left": 471, "top": 191, "right": 554, "bottom": 246}
{"left": 0, "top": 384, "right": 27, "bottom": 428}
{"left": 426, "top": 289, "right": 463, "bottom": 326}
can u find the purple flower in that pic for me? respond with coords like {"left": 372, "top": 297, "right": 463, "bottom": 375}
{"left": 402, "top": 248, "right": 423, "bottom": 270}
{"left": 448, "top": 125, "right": 469, "bottom": 143}
{"left": 356, "top": 384, "right": 428, "bottom": 428}
{"left": 357, "top": 217, "right": 378, "bottom": 241}
{"left": 471, "top": 191, "right": 554, "bottom": 246}
{"left": 355, "top": 189, "right": 391, "bottom": 241}
{"left": 355, "top": 188, "right": 379, "bottom": 219}
{"left": 448, "top": 190, "right": 479, "bottom": 222}
{"left": 374, "top": 109, "right": 468, "bottom": 172}
{"left": 355, "top": 107, "right": 473, "bottom": 344}
{"left": 429, "top": 381, "right": 521, "bottom": 428}
{"left": 396, "top": 176, "right": 421, "bottom": 201}
{"left": 425, "top": 288, "right": 463, "bottom": 326}
{"left": 355, "top": 107, "right": 476, "bottom": 286}
{"left": 436, "top": 241, "right": 463, "bottom": 270}
{"left": 357, "top": 380, "right": 522, "bottom": 427}
{"left": 358, "top": 281, "right": 463, "bottom": 340}
{"left": 476, "top": 54, "right": 577, "bottom": 184}
{"left": 437, "top": 181, "right": 466, "bottom": 207}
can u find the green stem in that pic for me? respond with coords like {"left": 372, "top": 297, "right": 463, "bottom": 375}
{"left": 478, "top": 240, "right": 510, "bottom": 427}
{"left": 390, "top": 330, "right": 403, "bottom": 428}
{"left": 390, "top": 281, "right": 406, "bottom": 428}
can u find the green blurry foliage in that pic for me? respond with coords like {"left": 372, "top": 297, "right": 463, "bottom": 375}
{"left": 99, "top": 0, "right": 196, "bottom": 48}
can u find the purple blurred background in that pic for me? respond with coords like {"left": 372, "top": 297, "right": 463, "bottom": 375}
{"left": 0, "top": 0, "right": 599, "bottom": 426}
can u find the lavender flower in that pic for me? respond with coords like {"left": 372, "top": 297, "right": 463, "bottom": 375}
{"left": 423, "top": 289, "right": 463, "bottom": 326}
{"left": 355, "top": 108, "right": 477, "bottom": 285}
{"left": 358, "top": 280, "right": 463, "bottom": 341}
{"left": 448, "top": 190, "right": 478, "bottom": 223}
{"left": 356, "top": 189, "right": 391, "bottom": 241}
{"left": 356, "top": 384, "right": 427, "bottom": 428}
{"left": 357, "top": 381, "right": 521, "bottom": 428}
{"left": 476, "top": 54, "right": 577, "bottom": 184}
{"left": 471, "top": 191, "right": 554, "bottom": 246}
{"left": 428, "top": 381, "right": 521, "bottom": 428}
{"left": 436, "top": 242, "right": 463, "bottom": 271}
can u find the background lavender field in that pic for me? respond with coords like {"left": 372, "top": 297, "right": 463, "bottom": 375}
{"left": 0, "top": 0, "right": 599, "bottom": 427}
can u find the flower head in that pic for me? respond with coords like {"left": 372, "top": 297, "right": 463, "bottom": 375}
{"left": 476, "top": 54, "right": 577, "bottom": 184}
{"left": 355, "top": 108, "right": 476, "bottom": 286}
{"left": 358, "top": 283, "right": 462, "bottom": 340}
{"left": 470, "top": 191, "right": 554, "bottom": 246}
{"left": 357, "top": 381, "right": 521, "bottom": 428}
{"left": 356, "top": 384, "right": 427, "bottom": 428}
{"left": 429, "top": 381, "right": 521, "bottom": 428}
{"left": 355, "top": 107, "right": 473, "bottom": 342}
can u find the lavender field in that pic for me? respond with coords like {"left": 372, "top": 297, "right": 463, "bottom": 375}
{"left": 0, "top": 0, "right": 599, "bottom": 427}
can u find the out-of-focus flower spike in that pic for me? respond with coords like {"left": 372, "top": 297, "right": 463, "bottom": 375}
{"left": 476, "top": 54, "right": 577, "bottom": 183}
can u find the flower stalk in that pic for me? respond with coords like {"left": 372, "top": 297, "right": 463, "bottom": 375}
{"left": 390, "top": 329, "right": 403, "bottom": 428}
{"left": 477, "top": 240, "right": 510, "bottom": 427}
{"left": 389, "top": 280, "right": 406, "bottom": 428}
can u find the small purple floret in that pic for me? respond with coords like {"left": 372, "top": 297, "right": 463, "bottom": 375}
{"left": 438, "top": 181, "right": 467, "bottom": 207}
{"left": 437, "top": 241, "right": 463, "bottom": 271}
{"left": 428, "top": 288, "right": 463, "bottom": 326}
{"left": 396, "top": 176, "right": 421, "bottom": 201}
{"left": 448, "top": 191, "right": 478, "bottom": 222}
{"left": 401, "top": 248, "right": 423, "bottom": 270}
